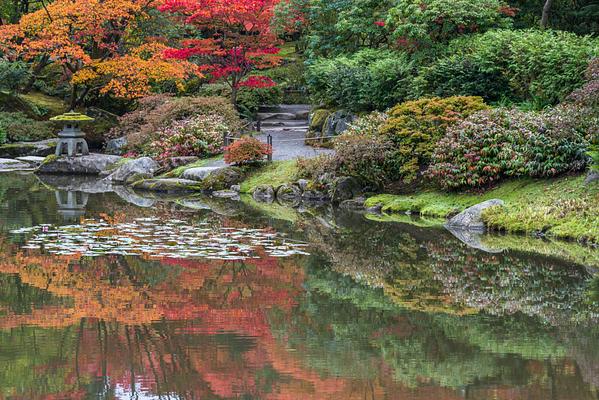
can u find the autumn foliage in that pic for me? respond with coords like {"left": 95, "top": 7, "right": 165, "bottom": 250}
{"left": 0, "top": 0, "right": 198, "bottom": 106}
{"left": 224, "top": 137, "right": 272, "bottom": 164}
{"left": 159, "top": 0, "right": 282, "bottom": 104}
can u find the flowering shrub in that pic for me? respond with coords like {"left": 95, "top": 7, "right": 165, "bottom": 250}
{"left": 224, "top": 137, "right": 272, "bottom": 165}
{"left": 380, "top": 96, "right": 488, "bottom": 183}
{"left": 110, "top": 95, "right": 241, "bottom": 151}
{"left": 148, "top": 114, "right": 229, "bottom": 161}
{"left": 427, "top": 108, "right": 590, "bottom": 189}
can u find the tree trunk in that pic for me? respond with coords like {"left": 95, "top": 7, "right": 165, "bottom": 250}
{"left": 21, "top": 56, "right": 50, "bottom": 94}
{"left": 230, "top": 85, "right": 238, "bottom": 107}
{"left": 541, "top": 0, "right": 554, "bottom": 28}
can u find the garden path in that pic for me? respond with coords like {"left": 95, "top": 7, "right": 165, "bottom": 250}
{"left": 206, "top": 104, "right": 333, "bottom": 167}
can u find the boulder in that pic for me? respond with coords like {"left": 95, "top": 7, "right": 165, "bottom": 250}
{"left": 585, "top": 171, "right": 598, "bottom": 185}
{"left": 0, "top": 158, "right": 34, "bottom": 171}
{"left": 253, "top": 185, "right": 275, "bottom": 202}
{"left": 322, "top": 110, "right": 355, "bottom": 138}
{"left": 132, "top": 178, "right": 202, "bottom": 193}
{"left": 200, "top": 167, "right": 243, "bottom": 191}
{"left": 446, "top": 199, "right": 505, "bottom": 231}
{"left": 331, "top": 176, "right": 362, "bottom": 203}
{"left": 105, "top": 157, "right": 160, "bottom": 183}
{"left": 309, "top": 109, "right": 331, "bottom": 131}
{"left": 105, "top": 137, "right": 128, "bottom": 155}
{"left": 0, "top": 139, "right": 57, "bottom": 158}
{"left": 276, "top": 184, "right": 302, "bottom": 202}
{"left": 297, "top": 179, "right": 309, "bottom": 192}
{"left": 230, "top": 184, "right": 241, "bottom": 193}
{"left": 37, "top": 153, "right": 122, "bottom": 175}
{"left": 182, "top": 167, "right": 225, "bottom": 181}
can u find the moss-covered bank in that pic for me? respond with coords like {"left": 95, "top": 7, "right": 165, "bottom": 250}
{"left": 366, "top": 176, "right": 598, "bottom": 243}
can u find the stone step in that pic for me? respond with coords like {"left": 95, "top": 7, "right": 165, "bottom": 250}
{"left": 258, "top": 104, "right": 311, "bottom": 113}
{"left": 260, "top": 119, "right": 309, "bottom": 127}
{"left": 256, "top": 112, "right": 300, "bottom": 121}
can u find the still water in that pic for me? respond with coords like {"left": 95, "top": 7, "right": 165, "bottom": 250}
{"left": 0, "top": 172, "right": 597, "bottom": 400}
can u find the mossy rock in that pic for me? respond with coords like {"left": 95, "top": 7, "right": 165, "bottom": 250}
{"left": 309, "top": 109, "right": 331, "bottom": 131}
{"left": 200, "top": 167, "right": 244, "bottom": 191}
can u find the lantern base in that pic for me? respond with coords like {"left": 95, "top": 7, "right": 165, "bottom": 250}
{"left": 55, "top": 138, "right": 90, "bottom": 157}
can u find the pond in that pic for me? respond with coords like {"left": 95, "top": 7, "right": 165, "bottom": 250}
{"left": 0, "top": 172, "right": 597, "bottom": 400}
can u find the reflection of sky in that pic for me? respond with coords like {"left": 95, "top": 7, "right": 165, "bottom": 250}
{"left": 115, "top": 383, "right": 183, "bottom": 400}
{"left": 11, "top": 217, "right": 309, "bottom": 260}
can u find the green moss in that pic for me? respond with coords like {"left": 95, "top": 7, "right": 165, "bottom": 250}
{"left": 160, "top": 156, "right": 223, "bottom": 178}
{"left": 365, "top": 175, "right": 599, "bottom": 243}
{"left": 310, "top": 109, "right": 331, "bottom": 131}
{"left": 19, "top": 92, "right": 66, "bottom": 117}
{"left": 365, "top": 213, "right": 446, "bottom": 228}
{"left": 239, "top": 160, "right": 299, "bottom": 194}
{"left": 41, "top": 155, "right": 58, "bottom": 165}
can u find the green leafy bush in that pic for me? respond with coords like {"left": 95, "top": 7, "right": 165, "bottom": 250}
{"left": 334, "top": 133, "right": 394, "bottom": 186}
{"left": 0, "top": 61, "right": 31, "bottom": 92}
{"left": 0, "top": 112, "right": 55, "bottom": 143}
{"left": 427, "top": 108, "right": 591, "bottom": 189}
{"left": 389, "top": 0, "right": 513, "bottom": 47}
{"left": 306, "top": 49, "right": 415, "bottom": 112}
{"left": 418, "top": 29, "right": 599, "bottom": 106}
{"left": 236, "top": 85, "right": 283, "bottom": 119}
{"left": 224, "top": 137, "right": 272, "bottom": 165}
{"left": 380, "top": 96, "right": 488, "bottom": 183}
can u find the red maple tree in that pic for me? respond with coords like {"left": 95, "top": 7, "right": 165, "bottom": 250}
{"left": 158, "top": 0, "right": 282, "bottom": 105}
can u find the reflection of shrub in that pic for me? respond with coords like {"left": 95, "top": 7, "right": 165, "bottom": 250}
{"left": 148, "top": 114, "right": 229, "bottom": 161}
{"left": 110, "top": 95, "right": 241, "bottom": 152}
{"left": 427, "top": 108, "right": 590, "bottom": 189}
{"left": 0, "top": 112, "right": 55, "bottom": 143}
{"left": 381, "top": 96, "right": 488, "bottom": 183}
{"left": 224, "top": 137, "right": 272, "bottom": 165}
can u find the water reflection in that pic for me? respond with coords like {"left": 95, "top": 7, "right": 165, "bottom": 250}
{"left": 0, "top": 173, "right": 597, "bottom": 399}
{"left": 55, "top": 190, "right": 89, "bottom": 220}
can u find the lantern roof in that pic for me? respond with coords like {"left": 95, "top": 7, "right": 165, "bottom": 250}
{"left": 50, "top": 110, "right": 94, "bottom": 122}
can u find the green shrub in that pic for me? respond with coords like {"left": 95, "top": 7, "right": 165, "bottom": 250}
{"left": 236, "top": 85, "right": 283, "bottom": 119}
{"left": 0, "top": 61, "right": 31, "bottom": 92}
{"left": 419, "top": 29, "right": 599, "bottom": 107}
{"left": 427, "top": 108, "right": 591, "bottom": 189}
{"left": 0, "top": 112, "right": 55, "bottom": 143}
{"left": 380, "top": 96, "right": 489, "bottom": 183}
{"left": 306, "top": 49, "right": 415, "bottom": 112}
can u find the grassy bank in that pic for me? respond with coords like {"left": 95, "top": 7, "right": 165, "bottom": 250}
{"left": 365, "top": 175, "right": 598, "bottom": 243}
{"left": 239, "top": 160, "right": 298, "bottom": 193}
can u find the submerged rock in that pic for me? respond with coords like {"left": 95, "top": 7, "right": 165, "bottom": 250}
{"left": 446, "top": 199, "right": 505, "bottom": 231}
{"left": 37, "top": 174, "right": 114, "bottom": 193}
{"left": 253, "top": 185, "right": 275, "bottom": 202}
{"left": 132, "top": 178, "right": 202, "bottom": 193}
{"left": 113, "top": 185, "right": 156, "bottom": 207}
{"left": 37, "top": 154, "right": 122, "bottom": 175}
{"left": 105, "top": 157, "right": 159, "bottom": 183}
{"left": 339, "top": 197, "right": 366, "bottom": 210}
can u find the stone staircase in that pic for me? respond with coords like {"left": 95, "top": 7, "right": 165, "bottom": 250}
{"left": 256, "top": 104, "right": 310, "bottom": 136}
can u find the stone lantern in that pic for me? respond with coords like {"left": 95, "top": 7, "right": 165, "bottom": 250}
{"left": 50, "top": 111, "right": 94, "bottom": 157}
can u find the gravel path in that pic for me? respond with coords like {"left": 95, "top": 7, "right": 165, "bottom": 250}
{"left": 206, "top": 105, "right": 333, "bottom": 167}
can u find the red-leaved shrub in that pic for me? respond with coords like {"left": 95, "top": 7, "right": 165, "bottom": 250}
{"left": 224, "top": 137, "right": 272, "bottom": 165}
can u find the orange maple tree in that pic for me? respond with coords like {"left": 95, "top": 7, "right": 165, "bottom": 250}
{"left": 0, "top": 0, "right": 199, "bottom": 107}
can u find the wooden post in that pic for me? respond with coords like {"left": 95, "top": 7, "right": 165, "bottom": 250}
{"left": 223, "top": 132, "right": 229, "bottom": 147}
{"left": 267, "top": 134, "right": 273, "bottom": 163}
{"left": 256, "top": 117, "right": 261, "bottom": 132}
